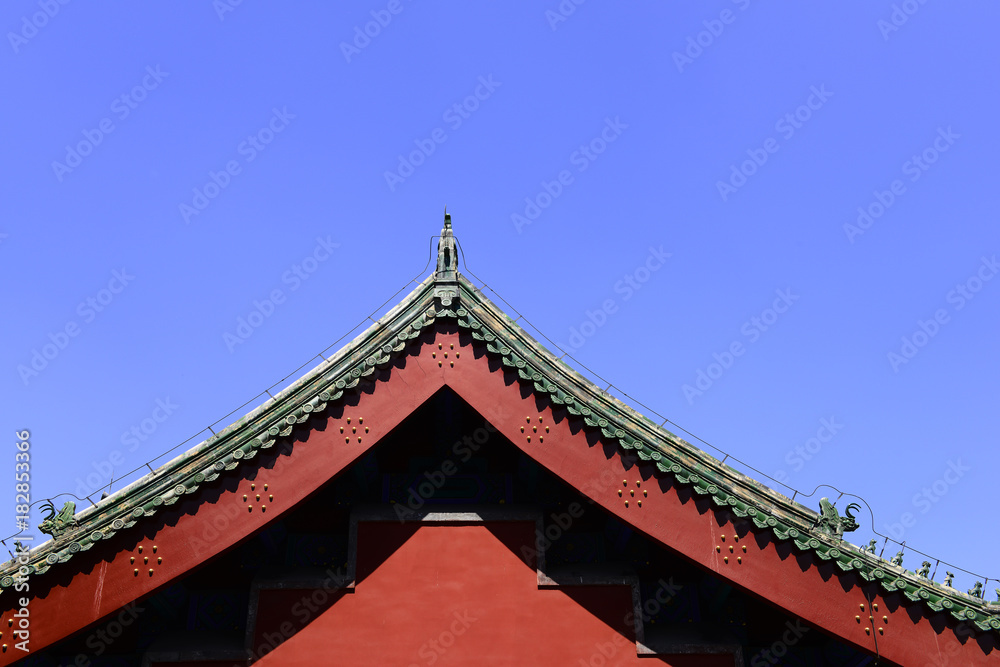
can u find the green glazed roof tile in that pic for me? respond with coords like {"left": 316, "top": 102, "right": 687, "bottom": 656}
{"left": 3, "top": 219, "right": 996, "bottom": 639}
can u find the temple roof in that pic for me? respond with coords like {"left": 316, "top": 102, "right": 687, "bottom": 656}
{"left": 4, "top": 214, "right": 998, "bottom": 642}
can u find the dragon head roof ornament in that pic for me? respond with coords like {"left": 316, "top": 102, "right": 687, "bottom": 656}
{"left": 814, "top": 497, "right": 860, "bottom": 540}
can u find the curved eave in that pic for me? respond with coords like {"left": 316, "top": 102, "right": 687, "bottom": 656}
{"left": 452, "top": 274, "right": 1000, "bottom": 634}
{"left": 3, "top": 272, "right": 997, "bottom": 642}
{"left": 0, "top": 274, "right": 440, "bottom": 585}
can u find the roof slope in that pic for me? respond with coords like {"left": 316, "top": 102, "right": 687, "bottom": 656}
{"left": 3, "top": 215, "right": 998, "bottom": 654}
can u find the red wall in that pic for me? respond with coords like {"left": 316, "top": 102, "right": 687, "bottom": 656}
{"left": 255, "top": 522, "right": 726, "bottom": 666}
{"left": 4, "top": 326, "right": 992, "bottom": 666}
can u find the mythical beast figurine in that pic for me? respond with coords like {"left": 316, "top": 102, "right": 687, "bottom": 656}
{"left": 38, "top": 500, "right": 78, "bottom": 538}
{"left": 814, "top": 497, "right": 860, "bottom": 539}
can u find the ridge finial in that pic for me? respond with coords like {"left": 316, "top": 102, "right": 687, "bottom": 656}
{"left": 434, "top": 209, "right": 458, "bottom": 307}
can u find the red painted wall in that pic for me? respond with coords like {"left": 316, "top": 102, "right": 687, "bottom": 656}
{"left": 3, "top": 325, "right": 993, "bottom": 665}
{"left": 255, "top": 522, "right": 722, "bottom": 666}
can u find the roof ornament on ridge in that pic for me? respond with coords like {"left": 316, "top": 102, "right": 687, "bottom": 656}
{"left": 433, "top": 208, "right": 459, "bottom": 308}
{"left": 38, "top": 500, "right": 77, "bottom": 538}
{"left": 813, "top": 497, "right": 859, "bottom": 539}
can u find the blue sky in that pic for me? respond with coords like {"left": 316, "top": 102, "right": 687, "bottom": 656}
{"left": 2, "top": 2, "right": 998, "bottom": 595}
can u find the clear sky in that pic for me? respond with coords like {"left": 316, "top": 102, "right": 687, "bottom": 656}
{"left": 2, "top": 2, "right": 998, "bottom": 595}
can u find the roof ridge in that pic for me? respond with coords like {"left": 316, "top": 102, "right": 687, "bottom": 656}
{"left": 447, "top": 273, "right": 1000, "bottom": 631}
{"left": 4, "top": 217, "right": 996, "bottom": 639}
